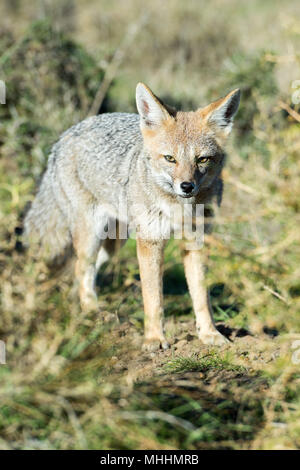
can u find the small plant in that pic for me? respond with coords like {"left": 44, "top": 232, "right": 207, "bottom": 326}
{"left": 164, "top": 351, "right": 246, "bottom": 374}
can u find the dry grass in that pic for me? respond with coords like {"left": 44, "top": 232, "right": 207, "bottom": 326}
{"left": 0, "top": 0, "right": 300, "bottom": 450}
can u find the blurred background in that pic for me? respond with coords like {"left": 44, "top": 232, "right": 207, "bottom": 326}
{"left": 0, "top": 0, "right": 300, "bottom": 450}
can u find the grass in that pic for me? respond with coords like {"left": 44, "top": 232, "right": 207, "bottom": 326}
{"left": 0, "top": 0, "right": 300, "bottom": 451}
{"left": 164, "top": 351, "right": 246, "bottom": 374}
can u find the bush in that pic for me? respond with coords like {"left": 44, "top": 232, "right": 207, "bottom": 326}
{"left": 0, "top": 20, "right": 104, "bottom": 175}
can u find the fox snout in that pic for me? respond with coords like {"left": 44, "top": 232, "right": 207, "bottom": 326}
{"left": 174, "top": 177, "right": 198, "bottom": 198}
{"left": 180, "top": 181, "right": 195, "bottom": 194}
{"left": 173, "top": 165, "right": 202, "bottom": 198}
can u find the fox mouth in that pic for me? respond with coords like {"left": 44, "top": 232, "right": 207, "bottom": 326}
{"left": 176, "top": 186, "right": 200, "bottom": 199}
{"left": 177, "top": 192, "right": 195, "bottom": 199}
{"left": 164, "top": 181, "right": 198, "bottom": 199}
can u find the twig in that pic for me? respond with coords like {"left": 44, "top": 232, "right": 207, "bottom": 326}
{"left": 222, "top": 170, "right": 261, "bottom": 196}
{"left": 121, "top": 410, "right": 196, "bottom": 432}
{"left": 264, "top": 53, "right": 298, "bottom": 64}
{"left": 263, "top": 284, "right": 289, "bottom": 304}
{"left": 278, "top": 100, "right": 300, "bottom": 124}
{"left": 88, "top": 14, "right": 148, "bottom": 116}
{"left": 58, "top": 397, "right": 88, "bottom": 449}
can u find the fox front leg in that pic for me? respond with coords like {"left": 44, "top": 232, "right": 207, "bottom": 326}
{"left": 136, "top": 238, "right": 169, "bottom": 352}
{"left": 183, "top": 247, "right": 229, "bottom": 346}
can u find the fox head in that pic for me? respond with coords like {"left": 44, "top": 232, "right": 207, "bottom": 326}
{"left": 136, "top": 83, "right": 240, "bottom": 200}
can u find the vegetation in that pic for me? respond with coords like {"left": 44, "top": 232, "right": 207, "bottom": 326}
{"left": 164, "top": 351, "right": 246, "bottom": 374}
{"left": 0, "top": 0, "right": 300, "bottom": 450}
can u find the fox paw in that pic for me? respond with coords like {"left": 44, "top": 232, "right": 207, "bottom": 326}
{"left": 80, "top": 294, "right": 98, "bottom": 313}
{"left": 198, "top": 329, "right": 229, "bottom": 346}
{"left": 142, "top": 338, "right": 170, "bottom": 352}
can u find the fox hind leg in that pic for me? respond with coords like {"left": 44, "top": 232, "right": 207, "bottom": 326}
{"left": 74, "top": 220, "right": 126, "bottom": 311}
{"left": 96, "top": 236, "right": 126, "bottom": 271}
{"left": 73, "top": 218, "right": 102, "bottom": 312}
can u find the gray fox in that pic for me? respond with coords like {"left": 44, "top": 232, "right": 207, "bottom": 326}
{"left": 24, "top": 83, "right": 240, "bottom": 350}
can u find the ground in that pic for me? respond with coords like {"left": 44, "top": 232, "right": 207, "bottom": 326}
{"left": 0, "top": 0, "right": 300, "bottom": 450}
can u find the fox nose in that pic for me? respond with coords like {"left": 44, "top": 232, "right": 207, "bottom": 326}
{"left": 180, "top": 181, "right": 195, "bottom": 194}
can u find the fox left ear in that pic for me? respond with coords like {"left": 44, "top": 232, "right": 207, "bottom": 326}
{"left": 204, "top": 89, "right": 240, "bottom": 136}
{"left": 136, "top": 82, "right": 173, "bottom": 129}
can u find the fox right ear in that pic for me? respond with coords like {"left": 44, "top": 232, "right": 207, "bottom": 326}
{"left": 136, "top": 83, "right": 172, "bottom": 128}
{"left": 203, "top": 89, "right": 241, "bottom": 137}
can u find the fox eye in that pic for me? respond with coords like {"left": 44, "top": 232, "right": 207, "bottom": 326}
{"left": 164, "top": 155, "right": 176, "bottom": 163}
{"left": 196, "top": 156, "right": 210, "bottom": 164}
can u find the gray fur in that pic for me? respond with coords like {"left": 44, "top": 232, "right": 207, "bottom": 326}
{"left": 24, "top": 113, "right": 141, "bottom": 257}
{"left": 24, "top": 111, "right": 223, "bottom": 258}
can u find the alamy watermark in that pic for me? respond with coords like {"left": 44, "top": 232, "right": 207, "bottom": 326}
{"left": 0, "top": 80, "right": 5, "bottom": 104}
{"left": 51, "top": 201, "right": 206, "bottom": 250}
{"left": 0, "top": 341, "right": 6, "bottom": 365}
{"left": 291, "top": 80, "right": 300, "bottom": 105}
{"left": 291, "top": 340, "right": 300, "bottom": 365}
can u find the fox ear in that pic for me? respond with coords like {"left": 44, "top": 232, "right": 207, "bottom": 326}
{"left": 204, "top": 89, "right": 240, "bottom": 136}
{"left": 136, "top": 83, "right": 172, "bottom": 128}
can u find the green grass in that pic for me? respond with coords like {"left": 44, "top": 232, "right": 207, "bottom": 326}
{"left": 0, "top": 0, "right": 300, "bottom": 450}
{"left": 164, "top": 351, "right": 246, "bottom": 374}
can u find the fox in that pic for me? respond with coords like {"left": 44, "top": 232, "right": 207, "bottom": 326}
{"left": 24, "top": 83, "right": 240, "bottom": 351}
